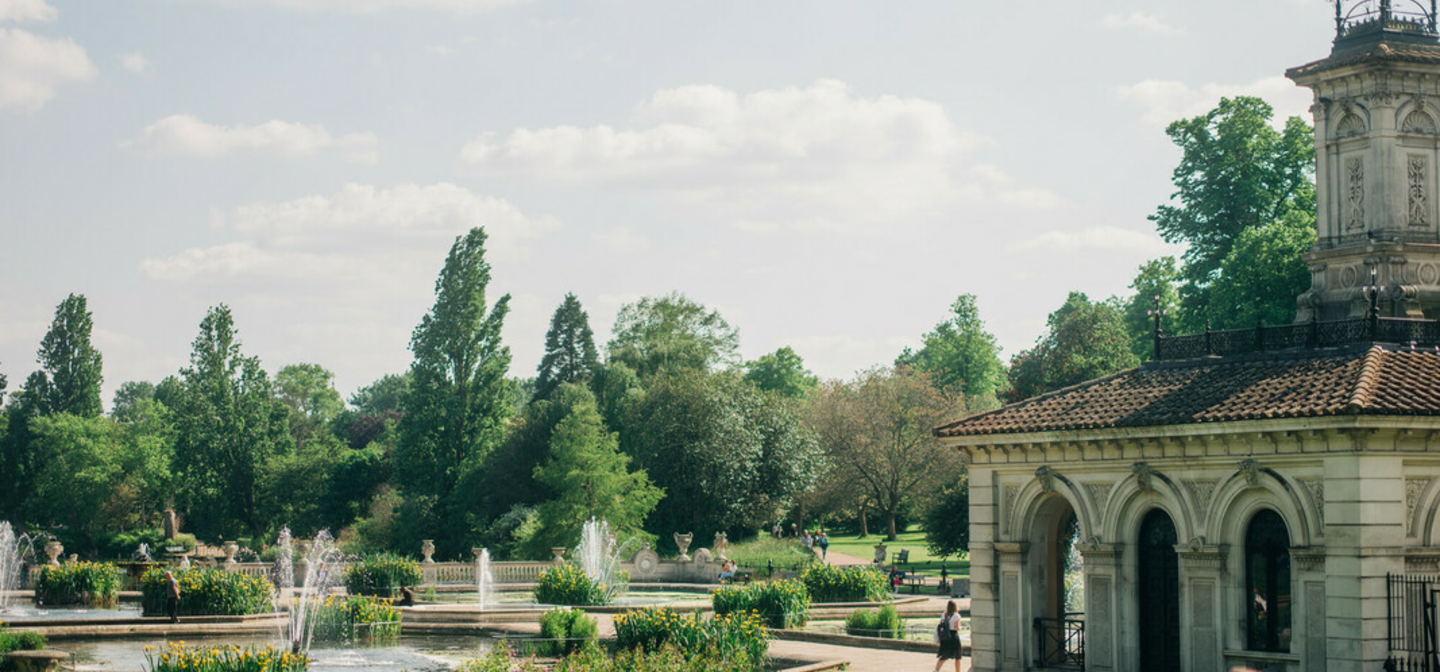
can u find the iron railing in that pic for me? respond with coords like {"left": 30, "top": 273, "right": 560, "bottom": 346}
{"left": 1387, "top": 573, "right": 1440, "bottom": 672}
{"left": 1153, "top": 317, "right": 1440, "bottom": 362}
{"left": 1034, "top": 613, "right": 1084, "bottom": 670}
{"left": 1338, "top": 0, "right": 1438, "bottom": 38}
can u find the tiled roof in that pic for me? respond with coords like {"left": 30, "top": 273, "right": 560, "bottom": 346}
{"left": 934, "top": 346, "right": 1440, "bottom": 438}
{"left": 1288, "top": 41, "right": 1440, "bottom": 78}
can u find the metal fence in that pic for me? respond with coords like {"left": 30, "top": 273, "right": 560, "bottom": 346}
{"left": 1034, "top": 613, "right": 1084, "bottom": 670}
{"left": 1155, "top": 317, "right": 1440, "bottom": 362}
{"left": 1388, "top": 573, "right": 1440, "bottom": 672}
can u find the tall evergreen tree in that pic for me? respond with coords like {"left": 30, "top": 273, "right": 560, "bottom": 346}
{"left": 397, "top": 227, "right": 513, "bottom": 554}
{"left": 535, "top": 293, "right": 600, "bottom": 400}
{"left": 170, "top": 305, "right": 293, "bottom": 538}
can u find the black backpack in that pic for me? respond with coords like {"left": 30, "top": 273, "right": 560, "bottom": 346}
{"left": 936, "top": 615, "right": 956, "bottom": 642}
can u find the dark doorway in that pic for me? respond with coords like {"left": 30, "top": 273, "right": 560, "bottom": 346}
{"left": 1137, "top": 509, "right": 1180, "bottom": 672}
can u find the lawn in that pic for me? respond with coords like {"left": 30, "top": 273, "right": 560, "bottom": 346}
{"left": 821, "top": 524, "right": 969, "bottom": 577}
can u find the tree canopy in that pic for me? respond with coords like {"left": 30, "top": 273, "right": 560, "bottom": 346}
{"left": 1007, "top": 293, "right": 1138, "bottom": 402}
{"left": 744, "top": 346, "right": 818, "bottom": 398}
{"left": 607, "top": 292, "right": 740, "bottom": 380}
{"left": 535, "top": 293, "right": 601, "bottom": 400}
{"left": 896, "top": 294, "right": 1004, "bottom": 401}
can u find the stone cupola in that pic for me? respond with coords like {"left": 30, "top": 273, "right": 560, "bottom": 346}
{"left": 1288, "top": 0, "right": 1440, "bottom": 320}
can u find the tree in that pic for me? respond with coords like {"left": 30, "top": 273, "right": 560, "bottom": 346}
{"left": 1006, "top": 293, "right": 1139, "bottom": 403}
{"left": 895, "top": 294, "right": 1004, "bottom": 401}
{"left": 1150, "top": 96, "right": 1314, "bottom": 325}
{"left": 349, "top": 373, "right": 410, "bottom": 416}
{"left": 526, "top": 399, "right": 663, "bottom": 555}
{"left": 111, "top": 381, "right": 156, "bottom": 422}
{"left": 1203, "top": 213, "right": 1316, "bottom": 329}
{"left": 396, "top": 228, "right": 513, "bottom": 554}
{"left": 170, "top": 305, "right": 294, "bottom": 538}
{"left": 535, "top": 293, "right": 601, "bottom": 401}
{"left": 1120, "top": 257, "right": 1183, "bottom": 361}
{"left": 28, "top": 414, "right": 127, "bottom": 547}
{"left": 806, "top": 367, "right": 964, "bottom": 540}
{"left": 607, "top": 293, "right": 740, "bottom": 380}
{"left": 744, "top": 347, "right": 818, "bottom": 399}
{"left": 625, "top": 370, "right": 824, "bottom": 540}
{"left": 275, "top": 363, "right": 344, "bottom": 446}
{"left": 28, "top": 294, "right": 105, "bottom": 418}
{"left": 924, "top": 472, "right": 970, "bottom": 558}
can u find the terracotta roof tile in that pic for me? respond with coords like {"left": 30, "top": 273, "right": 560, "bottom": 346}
{"left": 934, "top": 346, "right": 1440, "bottom": 437}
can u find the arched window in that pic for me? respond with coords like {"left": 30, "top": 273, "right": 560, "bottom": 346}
{"left": 1246, "top": 509, "right": 1292, "bottom": 652}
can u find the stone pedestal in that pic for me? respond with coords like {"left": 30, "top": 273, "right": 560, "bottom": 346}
{"left": 222, "top": 541, "right": 239, "bottom": 564}
{"left": 673, "top": 532, "right": 693, "bottom": 561}
{"left": 872, "top": 543, "right": 887, "bottom": 564}
{"left": 551, "top": 547, "right": 567, "bottom": 563}
{"left": 421, "top": 540, "right": 436, "bottom": 563}
{"left": 44, "top": 541, "right": 62, "bottom": 566}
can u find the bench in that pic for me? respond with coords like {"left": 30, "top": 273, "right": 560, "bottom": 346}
{"left": 731, "top": 569, "right": 755, "bottom": 584}
{"left": 903, "top": 573, "right": 928, "bottom": 595}
{"left": 892, "top": 549, "right": 910, "bottom": 565}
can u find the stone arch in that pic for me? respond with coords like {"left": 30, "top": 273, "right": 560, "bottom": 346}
{"left": 1012, "top": 469, "right": 1098, "bottom": 543}
{"left": 1207, "top": 467, "right": 1317, "bottom": 548}
{"left": 1399, "top": 98, "right": 1440, "bottom": 134}
{"left": 1336, "top": 109, "right": 1369, "bottom": 138}
{"left": 1102, "top": 467, "right": 1197, "bottom": 545}
{"left": 1413, "top": 477, "right": 1440, "bottom": 544}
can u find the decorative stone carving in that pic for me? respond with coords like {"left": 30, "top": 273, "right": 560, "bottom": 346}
{"left": 1299, "top": 478, "right": 1326, "bottom": 527}
{"left": 1347, "top": 157, "right": 1366, "bottom": 231}
{"left": 1404, "top": 109, "right": 1439, "bottom": 134}
{"left": 713, "top": 532, "right": 729, "bottom": 562}
{"left": 1422, "top": 263, "right": 1439, "bottom": 285}
{"left": 1337, "top": 112, "right": 1367, "bottom": 137}
{"left": 45, "top": 540, "right": 62, "bottom": 566}
{"left": 1132, "top": 462, "right": 1156, "bottom": 491}
{"left": 1035, "top": 466, "right": 1056, "bottom": 493}
{"left": 1406, "top": 478, "right": 1433, "bottom": 535}
{"left": 673, "top": 532, "right": 693, "bottom": 561}
{"left": 1002, "top": 485, "right": 1019, "bottom": 534}
{"left": 1237, "top": 459, "right": 1261, "bottom": 488}
{"left": 222, "top": 541, "right": 239, "bottom": 564}
{"left": 693, "top": 548, "right": 713, "bottom": 565}
{"left": 421, "top": 539, "right": 435, "bottom": 563}
{"left": 1292, "top": 547, "right": 1326, "bottom": 572}
{"left": 1084, "top": 482, "right": 1113, "bottom": 510}
{"left": 632, "top": 543, "right": 660, "bottom": 576}
{"left": 1410, "top": 155, "right": 1429, "bottom": 227}
{"left": 1176, "top": 541, "right": 1227, "bottom": 572}
{"left": 1182, "top": 479, "right": 1218, "bottom": 516}
{"left": 873, "top": 543, "right": 887, "bottom": 564}
{"left": 163, "top": 509, "right": 178, "bottom": 540}
{"left": 551, "top": 547, "right": 567, "bottom": 563}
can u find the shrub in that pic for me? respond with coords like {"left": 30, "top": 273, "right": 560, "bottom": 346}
{"left": 534, "top": 564, "right": 617, "bottom": 606}
{"left": 144, "top": 642, "right": 308, "bottom": 672}
{"left": 725, "top": 538, "right": 816, "bottom": 575}
{"left": 538, "top": 608, "right": 599, "bottom": 656}
{"left": 711, "top": 579, "right": 810, "bottom": 628}
{"left": 34, "top": 562, "right": 122, "bottom": 606}
{"left": 0, "top": 626, "right": 46, "bottom": 672}
{"left": 311, "top": 595, "right": 402, "bottom": 641}
{"left": 343, "top": 553, "right": 422, "bottom": 598}
{"left": 460, "top": 641, "right": 754, "bottom": 672}
{"left": 844, "top": 604, "right": 903, "bottom": 639}
{"left": 613, "top": 607, "right": 767, "bottom": 664}
{"left": 140, "top": 567, "right": 274, "bottom": 616}
{"left": 799, "top": 564, "right": 889, "bottom": 603}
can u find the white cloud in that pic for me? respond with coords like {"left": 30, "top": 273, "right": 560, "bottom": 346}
{"left": 119, "top": 50, "right": 149, "bottom": 74}
{"left": 966, "top": 164, "right": 1069, "bottom": 210}
{"left": 1100, "top": 12, "right": 1183, "bottom": 36}
{"left": 124, "top": 114, "right": 379, "bottom": 164}
{"left": 1013, "top": 225, "right": 1180, "bottom": 256}
{"left": 176, "top": 0, "right": 530, "bottom": 13}
{"left": 0, "top": 27, "right": 95, "bottom": 111}
{"left": 1117, "top": 76, "right": 1312, "bottom": 127}
{"left": 462, "top": 79, "right": 991, "bottom": 231}
{"left": 591, "top": 226, "right": 652, "bottom": 253}
{"left": 0, "top": 0, "right": 57, "bottom": 23}
{"left": 140, "top": 182, "right": 555, "bottom": 283}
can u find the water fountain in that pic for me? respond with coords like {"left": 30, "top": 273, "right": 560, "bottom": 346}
{"left": 475, "top": 548, "right": 494, "bottom": 611}
{"left": 574, "top": 518, "right": 632, "bottom": 597}
{"left": 0, "top": 522, "right": 40, "bottom": 613}
{"left": 286, "top": 529, "right": 345, "bottom": 656}
{"left": 274, "top": 527, "right": 295, "bottom": 593}
{"left": 133, "top": 542, "right": 152, "bottom": 562}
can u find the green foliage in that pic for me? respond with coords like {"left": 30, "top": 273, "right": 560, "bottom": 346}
{"left": 144, "top": 643, "right": 309, "bottom": 672}
{"left": 348, "top": 373, "right": 410, "bottom": 416}
{"left": 626, "top": 370, "right": 824, "bottom": 539}
{"left": 895, "top": 294, "right": 1004, "bottom": 401}
{"left": 798, "top": 565, "right": 889, "bottom": 603}
{"left": 0, "top": 624, "right": 46, "bottom": 671}
{"left": 538, "top": 607, "right": 599, "bottom": 655}
{"left": 311, "top": 595, "right": 402, "bottom": 641}
{"left": 527, "top": 400, "right": 662, "bottom": 556}
{"left": 614, "top": 607, "right": 768, "bottom": 664}
{"left": 344, "top": 553, "right": 422, "bottom": 598}
{"left": 724, "top": 538, "right": 816, "bottom": 574}
{"left": 1120, "top": 256, "right": 1183, "bottom": 361}
{"left": 397, "top": 228, "right": 513, "bottom": 556}
{"left": 924, "top": 473, "right": 970, "bottom": 558}
{"left": 35, "top": 561, "right": 121, "bottom": 606}
{"left": 743, "top": 347, "right": 818, "bottom": 399}
{"left": 607, "top": 293, "right": 740, "bottom": 380}
{"left": 140, "top": 567, "right": 273, "bottom": 616}
{"left": 845, "top": 604, "right": 903, "bottom": 639}
{"left": 534, "top": 563, "right": 619, "bottom": 606}
{"left": 461, "top": 641, "right": 756, "bottom": 672}
{"left": 537, "top": 294, "right": 601, "bottom": 401}
{"left": 275, "top": 364, "right": 344, "bottom": 447}
{"left": 1006, "top": 293, "right": 1139, "bottom": 403}
{"left": 170, "top": 305, "right": 294, "bottom": 539}
{"left": 473, "top": 504, "right": 537, "bottom": 560}
{"left": 711, "top": 579, "right": 810, "bottom": 628}
{"left": 111, "top": 381, "right": 156, "bottom": 421}
{"left": 1204, "top": 215, "right": 1317, "bottom": 329}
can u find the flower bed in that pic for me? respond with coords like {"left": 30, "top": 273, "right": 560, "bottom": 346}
{"left": 613, "top": 607, "right": 767, "bottom": 664}
{"left": 311, "top": 596, "right": 401, "bottom": 641}
{"left": 844, "top": 603, "right": 904, "bottom": 639}
{"left": 534, "top": 564, "right": 618, "bottom": 607}
{"left": 144, "top": 643, "right": 308, "bottom": 672}
{"left": 460, "top": 642, "right": 754, "bottom": 672}
{"left": 711, "top": 579, "right": 810, "bottom": 628}
{"left": 799, "top": 564, "right": 889, "bottom": 603}
{"left": 34, "top": 561, "right": 121, "bottom": 607}
{"left": 343, "top": 553, "right": 422, "bottom": 599}
{"left": 140, "top": 567, "right": 274, "bottom": 616}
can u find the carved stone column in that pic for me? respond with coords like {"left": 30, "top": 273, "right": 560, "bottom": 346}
{"left": 994, "top": 542, "right": 1029, "bottom": 670}
{"left": 1079, "top": 541, "right": 1121, "bottom": 672}
{"left": 1176, "top": 541, "right": 1227, "bottom": 672}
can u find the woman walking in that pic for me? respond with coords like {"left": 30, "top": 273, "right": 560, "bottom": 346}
{"left": 933, "top": 599, "right": 962, "bottom": 672}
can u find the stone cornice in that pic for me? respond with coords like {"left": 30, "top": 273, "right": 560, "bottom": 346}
{"left": 993, "top": 542, "right": 1029, "bottom": 560}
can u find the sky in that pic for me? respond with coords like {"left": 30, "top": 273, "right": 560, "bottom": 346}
{"left": 0, "top": 0, "right": 1332, "bottom": 405}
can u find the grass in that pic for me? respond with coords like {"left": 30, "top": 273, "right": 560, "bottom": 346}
{"left": 819, "top": 525, "right": 970, "bottom": 577}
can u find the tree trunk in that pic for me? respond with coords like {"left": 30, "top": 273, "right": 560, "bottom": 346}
{"left": 886, "top": 511, "right": 897, "bottom": 540}
{"left": 858, "top": 503, "right": 868, "bottom": 538}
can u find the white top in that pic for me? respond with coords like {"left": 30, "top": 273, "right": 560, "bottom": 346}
{"left": 940, "top": 612, "right": 961, "bottom": 631}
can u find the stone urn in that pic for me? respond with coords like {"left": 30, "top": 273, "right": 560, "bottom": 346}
{"left": 222, "top": 541, "right": 239, "bottom": 564}
{"left": 873, "top": 543, "right": 888, "bottom": 564}
{"left": 296, "top": 540, "right": 312, "bottom": 558}
{"left": 421, "top": 539, "right": 436, "bottom": 563}
{"left": 551, "top": 547, "right": 567, "bottom": 563}
{"left": 44, "top": 540, "right": 62, "bottom": 566}
{"left": 673, "top": 532, "right": 694, "bottom": 561}
{"left": 713, "top": 532, "right": 729, "bottom": 562}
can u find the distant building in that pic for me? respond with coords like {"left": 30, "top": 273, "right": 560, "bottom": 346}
{"left": 938, "top": 3, "right": 1440, "bottom": 671}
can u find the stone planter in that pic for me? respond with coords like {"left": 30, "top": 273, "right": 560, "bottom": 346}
{"left": 222, "top": 541, "right": 239, "bottom": 564}
{"left": 421, "top": 540, "right": 436, "bottom": 563}
{"left": 5, "top": 650, "right": 71, "bottom": 672}
{"left": 673, "top": 532, "right": 693, "bottom": 561}
{"left": 551, "top": 547, "right": 567, "bottom": 563}
{"left": 44, "top": 541, "right": 62, "bottom": 566}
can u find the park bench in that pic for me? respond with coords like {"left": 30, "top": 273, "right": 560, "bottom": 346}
{"left": 731, "top": 568, "right": 755, "bottom": 584}
{"left": 903, "top": 573, "right": 928, "bottom": 595}
{"left": 892, "top": 549, "right": 910, "bottom": 565}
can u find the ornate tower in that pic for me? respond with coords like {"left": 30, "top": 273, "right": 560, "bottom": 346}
{"left": 1289, "top": 0, "right": 1440, "bottom": 321}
